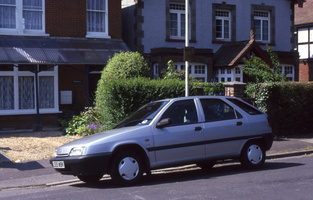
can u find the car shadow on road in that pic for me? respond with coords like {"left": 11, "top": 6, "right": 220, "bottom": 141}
{"left": 70, "top": 161, "right": 304, "bottom": 189}
{"left": 0, "top": 160, "right": 45, "bottom": 171}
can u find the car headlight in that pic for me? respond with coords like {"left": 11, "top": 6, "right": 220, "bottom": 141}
{"left": 69, "top": 147, "right": 87, "bottom": 156}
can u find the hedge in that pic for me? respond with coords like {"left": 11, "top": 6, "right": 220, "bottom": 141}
{"left": 251, "top": 82, "right": 313, "bottom": 136}
{"left": 95, "top": 77, "right": 199, "bottom": 130}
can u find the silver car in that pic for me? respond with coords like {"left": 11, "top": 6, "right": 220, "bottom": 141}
{"left": 50, "top": 96, "right": 273, "bottom": 185}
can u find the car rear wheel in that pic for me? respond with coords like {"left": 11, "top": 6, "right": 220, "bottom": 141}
{"left": 240, "top": 141, "right": 265, "bottom": 169}
{"left": 110, "top": 151, "right": 144, "bottom": 185}
{"left": 77, "top": 174, "right": 103, "bottom": 183}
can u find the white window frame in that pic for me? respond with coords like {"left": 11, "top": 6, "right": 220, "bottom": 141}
{"left": 0, "top": 0, "right": 47, "bottom": 36}
{"left": 0, "top": 65, "right": 59, "bottom": 115}
{"left": 215, "top": 66, "right": 243, "bottom": 82}
{"left": 279, "top": 65, "right": 294, "bottom": 81}
{"left": 254, "top": 10, "right": 270, "bottom": 43}
{"left": 173, "top": 62, "right": 207, "bottom": 82}
{"left": 215, "top": 10, "right": 231, "bottom": 41}
{"left": 297, "top": 27, "right": 313, "bottom": 59}
{"left": 153, "top": 63, "right": 159, "bottom": 79}
{"left": 86, "top": 0, "right": 110, "bottom": 39}
{"left": 169, "top": 3, "right": 185, "bottom": 40}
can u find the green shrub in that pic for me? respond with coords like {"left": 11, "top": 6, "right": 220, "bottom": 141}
{"left": 65, "top": 107, "right": 101, "bottom": 136}
{"left": 202, "top": 82, "right": 225, "bottom": 96}
{"left": 95, "top": 77, "right": 188, "bottom": 130}
{"left": 101, "top": 51, "right": 151, "bottom": 81}
{"left": 247, "top": 82, "right": 313, "bottom": 136}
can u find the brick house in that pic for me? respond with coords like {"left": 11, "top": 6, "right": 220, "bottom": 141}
{"left": 122, "top": 0, "right": 302, "bottom": 83}
{"left": 295, "top": 0, "right": 313, "bottom": 82}
{"left": 0, "top": 0, "right": 129, "bottom": 130}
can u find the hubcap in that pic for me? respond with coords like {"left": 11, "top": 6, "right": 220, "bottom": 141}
{"left": 247, "top": 144, "right": 263, "bottom": 164}
{"left": 118, "top": 157, "right": 139, "bottom": 180}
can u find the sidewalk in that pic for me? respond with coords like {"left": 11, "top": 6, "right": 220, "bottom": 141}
{"left": 1, "top": 137, "right": 313, "bottom": 190}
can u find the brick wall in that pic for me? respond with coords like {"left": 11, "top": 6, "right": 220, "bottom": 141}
{"left": 46, "top": 0, "right": 122, "bottom": 39}
{"left": 0, "top": 114, "right": 60, "bottom": 130}
{"left": 299, "top": 61, "right": 310, "bottom": 82}
{"left": 108, "top": 0, "right": 122, "bottom": 38}
{"left": 46, "top": 0, "right": 86, "bottom": 37}
{"left": 58, "top": 65, "right": 87, "bottom": 113}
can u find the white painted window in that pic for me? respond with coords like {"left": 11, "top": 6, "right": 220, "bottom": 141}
{"left": 153, "top": 63, "right": 159, "bottom": 79}
{"left": 86, "top": 0, "right": 110, "bottom": 38}
{"left": 297, "top": 27, "right": 313, "bottom": 59}
{"left": 254, "top": 11, "right": 270, "bottom": 43}
{"left": 173, "top": 62, "right": 207, "bottom": 82}
{"left": 279, "top": 65, "right": 294, "bottom": 81}
{"left": 169, "top": 3, "right": 185, "bottom": 39}
{"left": 0, "top": 65, "right": 59, "bottom": 115}
{"left": 0, "top": 0, "right": 45, "bottom": 35}
{"left": 215, "top": 10, "right": 230, "bottom": 41}
{"left": 215, "top": 67, "right": 243, "bottom": 82}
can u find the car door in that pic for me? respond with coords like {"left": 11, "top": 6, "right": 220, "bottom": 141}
{"left": 152, "top": 99, "right": 205, "bottom": 166}
{"left": 199, "top": 98, "right": 249, "bottom": 158}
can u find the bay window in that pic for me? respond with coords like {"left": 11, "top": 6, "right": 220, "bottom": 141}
{"left": 0, "top": 65, "right": 59, "bottom": 115}
{"left": 173, "top": 62, "right": 208, "bottom": 82}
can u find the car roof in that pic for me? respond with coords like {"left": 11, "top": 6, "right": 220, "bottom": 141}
{"left": 154, "top": 96, "right": 239, "bottom": 103}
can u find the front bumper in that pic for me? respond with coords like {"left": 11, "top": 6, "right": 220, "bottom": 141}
{"left": 50, "top": 153, "right": 112, "bottom": 176}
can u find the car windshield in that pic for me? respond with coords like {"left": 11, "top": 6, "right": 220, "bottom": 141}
{"left": 115, "top": 101, "right": 169, "bottom": 128}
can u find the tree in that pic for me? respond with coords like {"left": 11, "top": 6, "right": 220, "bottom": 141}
{"left": 242, "top": 46, "right": 286, "bottom": 112}
{"left": 242, "top": 46, "right": 285, "bottom": 83}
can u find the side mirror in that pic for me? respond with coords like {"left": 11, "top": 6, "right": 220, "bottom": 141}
{"left": 156, "top": 118, "right": 171, "bottom": 128}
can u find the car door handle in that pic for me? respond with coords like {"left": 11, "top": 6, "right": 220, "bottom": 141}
{"left": 194, "top": 127, "right": 202, "bottom": 131}
{"left": 236, "top": 121, "right": 243, "bottom": 126}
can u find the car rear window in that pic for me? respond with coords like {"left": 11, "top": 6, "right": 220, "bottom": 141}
{"left": 227, "top": 98, "right": 263, "bottom": 115}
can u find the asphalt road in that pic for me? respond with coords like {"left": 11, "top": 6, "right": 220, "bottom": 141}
{"left": 1, "top": 154, "right": 313, "bottom": 200}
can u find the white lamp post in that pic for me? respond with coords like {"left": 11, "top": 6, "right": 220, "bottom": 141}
{"left": 185, "top": 0, "right": 189, "bottom": 97}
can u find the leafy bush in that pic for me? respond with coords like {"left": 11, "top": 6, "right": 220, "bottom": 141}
{"left": 65, "top": 107, "right": 101, "bottom": 136}
{"left": 101, "top": 51, "right": 151, "bottom": 81}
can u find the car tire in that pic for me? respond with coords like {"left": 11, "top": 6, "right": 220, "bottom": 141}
{"left": 197, "top": 160, "right": 216, "bottom": 170}
{"left": 240, "top": 141, "right": 265, "bottom": 169}
{"left": 77, "top": 174, "right": 103, "bottom": 183}
{"left": 110, "top": 151, "right": 144, "bottom": 185}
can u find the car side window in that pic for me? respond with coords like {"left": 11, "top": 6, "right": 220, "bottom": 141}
{"left": 160, "top": 100, "right": 198, "bottom": 126}
{"left": 200, "top": 99, "right": 237, "bottom": 122}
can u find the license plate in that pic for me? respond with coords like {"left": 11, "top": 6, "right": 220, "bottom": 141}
{"left": 52, "top": 161, "right": 65, "bottom": 169}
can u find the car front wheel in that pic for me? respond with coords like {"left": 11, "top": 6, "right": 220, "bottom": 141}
{"left": 110, "top": 151, "right": 144, "bottom": 185}
{"left": 240, "top": 141, "right": 265, "bottom": 169}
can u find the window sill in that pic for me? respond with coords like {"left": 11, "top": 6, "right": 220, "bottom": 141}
{"left": 0, "top": 110, "right": 61, "bottom": 116}
{"left": 165, "top": 38, "right": 197, "bottom": 43}
{"left": 0, "top": 31, "right": 49, "bottom": 37}
{"left": 86, "top": 33, "right": 111, "bottom": 39}
{"left": 212, "top": 40, "right": 232, "bottom": 44}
